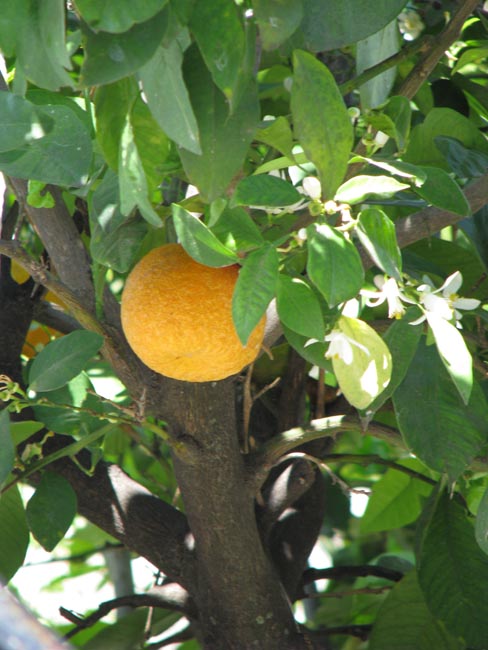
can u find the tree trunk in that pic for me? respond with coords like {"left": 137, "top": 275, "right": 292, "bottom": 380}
{"left": 166, "top": 379, "right": 309, "bottom": 649}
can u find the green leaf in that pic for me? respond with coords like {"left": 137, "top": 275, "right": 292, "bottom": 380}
{"left": 369, "top": 570, "right": 464, "bottom": 650}
{"left": 232, "top": 175, "right": 302, "bottom": 208}
{"left": 0, "top": 410, "right": 14, "bottom": 488}
{"left": 211, "top": 206, "right": 264, "bottom": 252}
{"left": 232, "top": 245, "right": 279, "bottom": 345}
{"left": 412, "top": 166, "right": 471, "bottom": 217}
{"left": 334, "top": 175, "right": 409, "bottom": 204}
{"left": 0, "top": 104, "right": 92, "bottom": 187}
{"left": 189, "top": 0, "right": 246, "bottom": 104}
{"left": 179, "top": 45, "right": 259, "bottom": 202}
{"left": 298, "top": 0, "right": 408, "bottom": 51}
{"left": 361, "top": 460, "right": 432, "bottom": 534}
{"left": 89, "top": 171, "right": 148, "bottom": 273}
{"left": 291, "top": 50, "right": 353, "bottom": 198}
{"left": 330, "top": 316, "right": 392, "bottom": 410}
{"left": 0, "top": 485, "right": 29, "bottom": 582}
{"left": 255, "top": 116, "right": 295, "bottom": 159}
{"left": 368, "top": 308, "right": 423, "bottom": 412}
{"left": 426, "top": 313, "right": 473, "bottom": 405}
{"left": 435, "top": 136, "right": 488, "bottom": 179}
{"left": 405, "top": 108, "right": 488, "bottom": 170}
{"left": 418, "top": 492, "right": 488, "bottom": 648}
{"left": 356, "top": 208, "right": 402, "bottom": 279}
{"left": 0, "top": 0, "right": 27, "bottom": 57}
{"left": 139, "top": 39, "right": 201, "bottom": 154}
{"left": 74, "top": 0, "right": 169, "bottom": 33}
{"left": 26, "top": 471, "right": 77, "bottom": 552}
{"left": 283, "top": 324, "right": 330, "bottom": 370}
{"left": 356, "top": 156, "right": 426, "bottom": 184}
{"left": 253, "top": 0, "right": 303, "bottom": 50}
{"left": 0, "top": 93, "right": 52, "bottom": 152}
{"left": 475, "top": 485, "right": 488, "bottom": 555}
{"left": 10, "top": 421, "right": 44, "bottom": 446}
{"left": 94, "top": 77, "right": 139, "bottom": 170}
{"left": 393, "top": 339, "right": 488, "bottom": 481}
{"left": 172, "top": 204, "right": 239, "bottom": 267}
{"left": 383, "top": 96, "right": 412, "bottom": 152}
{"left": 276, "top": 275, "right": 325, "bottom": 340}
{"left": 80, "top": 7, "right": 171, "bottom": 86}
{"left": 118, "top": 116, "right": 162, "bottom": 227}
{"left": 16, "top": 0, "right": 73, "bottom": 90}
{"left": 356, "top": 19, "right": 399, "bottom": 109}
{"left": 307, "top": 223, "right": 364, "bottom": 307}
{"left": 28, "top": 331, "right": 104, "bottom": 393}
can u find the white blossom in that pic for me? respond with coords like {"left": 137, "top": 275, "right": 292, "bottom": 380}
{"left": 324, "top": 330, "right": 369, "bottom": 365}
{"left": 361, "top": 276, "right": 407, "bottom": 319}
{"left": 412, "top": 271, "right": 480, "bottom": 327}
{"left": 398, "top": 10, "right": 424, "bottom": 41}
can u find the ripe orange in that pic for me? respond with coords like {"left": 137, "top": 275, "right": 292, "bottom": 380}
{"left": 120, "top": 244, "right": 266, "bottom": 382}
{"left": 22, "top": 324, "right": 61, "bottom": 358}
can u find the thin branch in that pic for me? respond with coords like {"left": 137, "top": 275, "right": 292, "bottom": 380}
{"left": 249, "top": 414, "right": 402, "bottom": 473}
{"left": 396, "top": 0, "right": 481, "bottom": 100}
{"left": 303, "top": 585, "right": 391, "bottom": 599}
{"left": 301, "top": 564, "right": 404, "bottom": 587}
{"left": 339, "top": 36, "right": 432, "bottom": 96}
{"left": 322, "top": 453, "right": 437, "bottom": 487}
{"left": 61, "top": 583, "right": 194, "bottom": 639}
{"left": 306, "top": 624, "right": 372, "bottom": 642}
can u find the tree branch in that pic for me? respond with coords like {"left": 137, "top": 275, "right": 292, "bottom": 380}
{"left": 61, "top": 582, "right": 194, "bottom": 639}
{"left": 301, "top": 564, "right": 404, "bottom": 588}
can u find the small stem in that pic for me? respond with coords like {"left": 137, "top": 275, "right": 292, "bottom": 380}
{"left": 323, "top": 453, "right": 437, "bottom": 487}
{"left": 339, "top": 36, "right": 432, "bottom": 96}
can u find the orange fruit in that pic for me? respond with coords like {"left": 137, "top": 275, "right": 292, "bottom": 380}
{"left": 121, "top": 244, "right": 266, "bottom": 382}
{"left": 22, "top": 324, "right": 62, "bottom": 358}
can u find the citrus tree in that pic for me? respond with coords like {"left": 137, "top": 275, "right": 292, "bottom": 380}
{"left": 1, "top": 1, "right": 488, "bottom": 649}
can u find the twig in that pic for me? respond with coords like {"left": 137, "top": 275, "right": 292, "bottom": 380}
{"left": 301, "top": 564, "right": 404, "bottom": 587}
{"left": 322, "top": 453, "right": 437, "bottom": 487}
{"left": 303, "top": 585, "right": 391, "bottom": 599}
{"left": 339, "top": 36, "right": 432, "bottom": 96}
{"left": 306, "top": 624, "right": 372, "bottom": 642}
{"left": 61, "top": 584, "right": 193, "bottom": 639}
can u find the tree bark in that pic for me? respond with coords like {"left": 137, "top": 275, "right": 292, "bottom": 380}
{"left": 166, "top": 379, "right": 309, "bottom": 649}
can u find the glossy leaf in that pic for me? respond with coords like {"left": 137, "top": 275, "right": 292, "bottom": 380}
{"left": 361, "top": 460, "right": 432, "bottom": 534}
{"left": 190, "top": 0, "right": 246, "bottom": 104}
{"left": 28, "top": 331, "right": 104, "bottom": 393}
{"left": 255, "top": 117, "right": 295, "bottom": 159}
{"left": 232, "top": 245, "right": 279, "bottom": 345}
{"left": 232, "top": 175, "right": 302, "bottom": 208}
{"left": 405, "top": 108, "right": 488, "bottom": 170}
{"left": 179, "top": 46, "right": 259, "bottom": 202}
{"left": 173, "top": 204, "right": 239, "bottom": 267}
{"left": 118, "top": 116, "right": 162, "bottom": 227}
{"left": 435, "top": 136, "right": 488, "bottom": 179}
{"left": 291, "top": 50, "right": 353, "bottom": 198}
{"left": 475, "top": 485, "right": 488, "bottom": 555}
{"left": 0, "top": 485, "right": 29, "bottom": 582}
{"left": 276, "top": 275, "right": 325, "bottom": 340}
{"left": 334, "top": 175, "right": 409, "bottom": 204}
{"left": 413, "top": 166, "right": 471, "bottom": 216}
{"left": 139, "top": 38, "right": 201, "bottom": 154}
{"left": 16, "top": 0, "right": 73, "bottom": 90}
{"left": 357, "top": 208, "right": 402, "bottom": 279}
{"left": 0, "top": 104, "right": 92, "bottom": 187}
{"left": 330, "top": 316, "right": 392, "bottom": 410}
{"left": 94, "top": 77, "right": 139, "bottom": 170}
{"left": 298, "top": 0, "right": 408, "bottom": 51}
{"left": 80, "top": 7, "right": 171, "bottom": 86}
{"left": 0, "top": 410, "right": 14, "bottom": 489}
{"left": 26, "top": 472, "right": 77, "bottom": 552}
{"left": 253, "top": 0, "right": 303, "bottom": 50}
{"left": 356, "top": 19, "right": 399, "bottom": 109}
{"left": 307, "top": 223, "right": 364, "bottom": 307}
{"left": 418, "top": 492, "right": 488, "bottom": 648}
{"left": 74, "top": 0, "right": 169, "bottom": 33}
{"left": 393, "top": 339, "right": 488, "bottom": 481}
{"left": 0, "top": 93, "right": 52, "bottom": 152}
{"left": 368, "top": 308, "right": 423, "bottom": 412}
{"left": 426, "top": 313, "right": 473, "bottom": 405}
{"left": 211, "top": 206, "right": 264, "bottom": 252}
{"left": 369, "top": 570, "right": 464, "bottom": 650}
{"left": 0, "top": 0, "right": 27, "bottom": 57}
{"left": 89, "top": 171, "right": 148, "bottom": 272}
